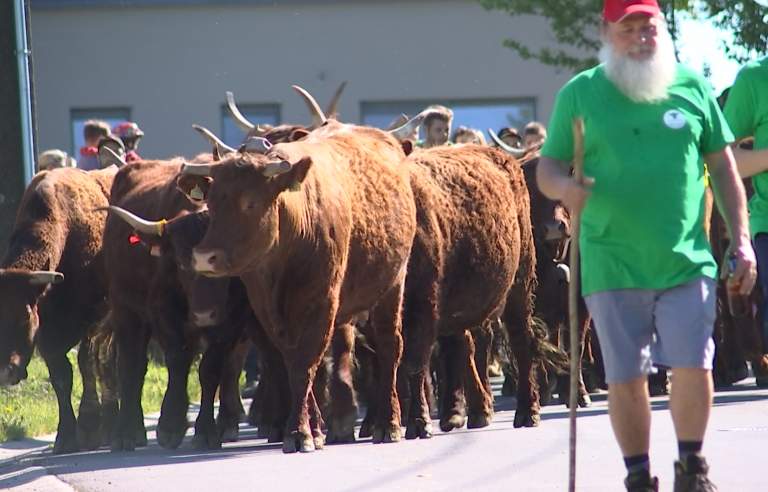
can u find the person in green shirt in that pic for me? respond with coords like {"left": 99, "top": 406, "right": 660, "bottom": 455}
{"left": 723, "top": 56, "right": 768, "bottom": 345}
{"left": 537, "top": 1, "right": 756, "bottom": 491}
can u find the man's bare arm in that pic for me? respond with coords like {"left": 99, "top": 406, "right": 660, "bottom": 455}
{"left": 731, "top": 145, "right": 768, "bottom": 179}
{"left": 706, "top": 146, "right": 757, "bottom": 294}
{"left": 537, "top": 155, "right": 593, "bottom": 213}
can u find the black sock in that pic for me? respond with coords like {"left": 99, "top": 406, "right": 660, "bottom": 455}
{"left": 624, "top": 454, "right": 651, "bottom": 476}
{"left": 678, "top": 440, "right": 703, "bottom": 461}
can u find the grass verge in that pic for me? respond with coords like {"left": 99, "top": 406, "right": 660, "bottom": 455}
{"left": 0, "top": 351, "right": 203, "bottom": 443}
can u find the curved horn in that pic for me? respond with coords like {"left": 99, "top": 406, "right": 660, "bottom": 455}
{"left": 262, "top": 160, "right": 292, "bottom": 177}
{"left": 556, "top": 262, "right": 571, "bottom": 284}
{"left": 95, "top": 205, "right": 161, "bottom": 236}
{"left": 192, "top": 125, "right": 236, "bottom": 154}
{"left": 488, "top": 129, "right": 527, "bottom": 158}
{"left": 226, "top": 91, "right": 256, "bottom": 133}
{"left": 325, "top": 81, "right": 347, "bottom": 119}
{"left": 28, "top": 271, "right": 64, "bottom": 286}
{"left": 98, "top": 146, "right": 127, "bottom": 168}
{"left": 292, "top": 85, "right": 327, "bottom": 127}
{"left": 180, "top": 162, "right": 214, "bottom": 176}
{"left": 388, "top": 109, "right": 436, "bottom": 141}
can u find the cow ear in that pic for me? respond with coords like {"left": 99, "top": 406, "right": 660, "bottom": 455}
{"left": 289, "top": 156, "right": 312, "bottom": 184}
{"left": 400, "top": 140, "right": 414, "bottom": 156}
{"left": 289, "top": 129, "right": 310, "bottom": 142}
{"left": 177, "top": 175, "right": 212, "bottom": 203}
{"left": 132, "top": 231, "right": 164, "bottom": 257}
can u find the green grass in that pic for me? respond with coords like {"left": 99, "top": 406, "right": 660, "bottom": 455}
{"left": 0, "top": 351, "right": 203, "bottom": 443}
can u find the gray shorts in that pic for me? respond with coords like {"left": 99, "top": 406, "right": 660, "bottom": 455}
{"left": 584, "top": 276, "right": 716, "bottom": 385}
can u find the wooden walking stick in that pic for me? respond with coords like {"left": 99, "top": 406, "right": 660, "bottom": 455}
{"left": 568, "top": 118, "right": 585, "bottom": 492}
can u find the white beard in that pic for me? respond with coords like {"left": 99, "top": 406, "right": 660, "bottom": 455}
{"left": 599, "top": 28, "right": 678, "bottom": 104}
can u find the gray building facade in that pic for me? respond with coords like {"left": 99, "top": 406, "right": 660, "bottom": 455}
{"left": 29, "top": 0, "right": 573, "bottom": 160}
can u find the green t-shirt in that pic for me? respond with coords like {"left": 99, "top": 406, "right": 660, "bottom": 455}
{"left": 723, "top": 56, "right": 768, "bottom": 238}
{"left": 541, "top": 64, "right": 733, "bottom": 296}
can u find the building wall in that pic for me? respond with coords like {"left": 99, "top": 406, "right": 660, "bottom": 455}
{"left": 30, "top": 0, "right": 573, "bottom": 159}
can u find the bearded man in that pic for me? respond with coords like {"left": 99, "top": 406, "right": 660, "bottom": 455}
{"left": 536, "top": 1, "right": 756, "bottom": 491}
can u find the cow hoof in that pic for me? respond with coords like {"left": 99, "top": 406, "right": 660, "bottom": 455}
{"left": 110, "top": 437, "right": 135, "bottom": 453}
{"left": 439, "top": 414, "right": 466, "bottom": 433}
{"left": 52, "top": 435, "right": 81, "bottom": 455}
{"left": 405, "top": 418, "right": 433, "bottom": 440}
{"left": 756, "top": 377, "right": 768, "bottom": 388}
{"left": 76, "top": 425, "right": 102, "bottom": 451}
{"left": 358, "top": 420, "right": 374, "bottom": 439}
{"left": 191, "top": 431, "right": 221, "bottom": 450}
{"left": 372, "top": 423, "right": 401, "bottom": 444}
{"left": 513, "top": 409, "right": 540, "bottom": 428}
{"left": 156, "top": 427, "right": 186, "bottom": 449}
{"left": 218, "top": 423, "right": 239, "bottom": 443}
{"left": 579, "top": 393, "right": 592, "bottom": 408}
{"left": 267, "top": 426, "right": 285, "bottom": 443}
{"left": 282, "top": 431, "right": 314, "bottom": 454}
{"left": 313, "top": 432, "right": 326, "bottom": 451}
{"left": 467, "top": 411, "right": 493, "bottom": 429}
{"left": 326, "top": 415, "right": 356, "bottom": 444}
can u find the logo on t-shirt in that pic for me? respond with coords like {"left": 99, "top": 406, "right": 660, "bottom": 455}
{"left": 663, "top": 109, "right": 686, "bottom": 130}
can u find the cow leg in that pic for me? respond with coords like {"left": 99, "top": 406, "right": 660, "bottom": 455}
{"left": 39, "top": 345, "right": 79, "bottom": 455}
{"left": 111, "top": 305, "right": 150, "bottom": 452}
{"left": 217, "top": 337, "right": 248, "bottom": 439}
{"left": 503, "top": 285, "right": 541, "bottom": 428}
{"left": 557, "top": 305, "right": 592, "bottom": 408}
{"left": 156, "top": 331, "right": 199, "bottom": 449}
{"left": 358, "top": 341, "right": 381, "bottom": 439}
{"left": 308, "top": 389, "right": 326, "bottom": 450}
{"left": 75, "top": 337, "right": 103, "bottom": 450}
{"left": 192, "top": 333, "right": 238, "bottom": 450}
{"left": 326, "top": 323, "right": 359, "bottom": 443}
{"left": 282, "top": 356, "right": 318, "bottom": 454}
{"left": 437, "top": 335, "right": 467, "bottom": 432}
{"left": 466, "top": 327, "right": 494, "bottom": 429}
{"left": 368, "top": 285, "right": 406, "bottom": 444}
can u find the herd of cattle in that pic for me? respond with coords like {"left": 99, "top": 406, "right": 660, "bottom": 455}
{"left": 0, "top": 84, "right": 765, "bottom": 456}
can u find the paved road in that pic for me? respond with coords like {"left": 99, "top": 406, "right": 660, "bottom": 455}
{"left": 2, "top": 377, "right": 766, "bottom": 492}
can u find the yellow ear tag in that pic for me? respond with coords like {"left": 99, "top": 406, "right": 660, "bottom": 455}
{"left": 190, "top": 185, "right": 204, "bottom": 200}
{"left": 289, "top": 180, "right": 301, "bottom": 192}
{"left": 157, "top": 219, "right": 167, "bottom": 237}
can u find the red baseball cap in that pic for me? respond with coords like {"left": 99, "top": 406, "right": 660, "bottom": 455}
{"left": 603, "top": 0, "right": 661, "bottom": 23}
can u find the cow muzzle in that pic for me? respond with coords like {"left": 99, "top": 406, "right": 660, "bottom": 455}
{"left": 544, "top": 221, "right": 568, "bottom": 241}
{"left": 0, "top": 363, "right": 26, "bottom": 386}
{"left": 192, "top": 248, "right": 229, "bottom": 275}
{"left": 191, "top": 309, "right": 220, "bottom": 328}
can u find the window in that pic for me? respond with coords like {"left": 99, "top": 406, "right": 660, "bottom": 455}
{"left": 70, "top": 108, "right": 131, "bottom": 156}
{"left": 361, "top": 99, "right": 537, "bottom": 141}
{"left": 221, "top": 104, "right": 281, "bottom": 148}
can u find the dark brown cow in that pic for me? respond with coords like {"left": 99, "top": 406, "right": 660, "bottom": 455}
{"left": 519, "top": 154, "right": 593, "bottom": 408}
{"left": 0, "top": 166, "right": 118, "bottom": 454}
{"left": 180, "top": 118, "right": 417, "bottom": 453}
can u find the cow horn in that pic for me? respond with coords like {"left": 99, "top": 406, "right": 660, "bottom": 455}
{"left": 389, "top": 109, "right": 436, "bottom": 140}
{"left": 239, "top": 136, "right": 272, "bottom": 154}
{"left": 325, "top": 81, "right": 347, "bottom": 119}
{"left": 262, "top": 160, "right": 292, "bottom": 177}
{"left": 192, "top": 124, "right": 236, "bottom": 154}
{"left": 98, "top": 146, "right": 127, "bottom": 168}
{"left": 555, "top": 262, "right": 571, "bottom": 284}
{"left": 488, "top": 129, "right": 527, "bottom": 158}
{"left": 95, "top": 205, "right": 163, "bottom": 236}
{"left": 28, "top": 271, "right": 64, "bottom": 286}
{"left": 292, "top": 85, "right": 327, "bottom": 128}
{"left": 226, "top": 91, "right": 256, "bottom": 133}
{"left": 180, "top": 162, "right": 214, "bottom": 176}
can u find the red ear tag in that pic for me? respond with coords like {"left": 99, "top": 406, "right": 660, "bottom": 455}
{"left": 129, "top": 234, "right": 141, "bottom": 244}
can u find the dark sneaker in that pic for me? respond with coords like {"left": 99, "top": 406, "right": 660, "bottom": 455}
{"left": 674, "top": 455, "right": 718, "bottom": 492}
{"left": 625, "top": 472, "right": 659, "bottom": 492}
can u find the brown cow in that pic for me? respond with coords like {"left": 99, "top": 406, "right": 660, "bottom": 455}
{"left": 0, "top": 166, "right": 119, "bottom": 454}
{"left": 394, "top": 144, "right": 539, "bottom": 434}
{"left": 180, "top": 114, "right": 417, "bottom": 453}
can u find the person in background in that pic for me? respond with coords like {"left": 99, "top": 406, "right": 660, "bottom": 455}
{"left": 416, "top": 105, "right": 453, "bottom": 149}
{"left": 113, "top": 121, "right": 145, "bottom": 162}
{"left": 38, "top": 149, "right": 76, "bottom": 172}
{"left": 76, "top": 120, "right": 111, "bottom": 171}
{"left": 496, "top": 127, "right": 523, "bottom": 149}
{"left": 523, "top": 121, "right": 548, "bottom": 151}
{"left": 452, "top": 126, "right": 486, "bottom": 145}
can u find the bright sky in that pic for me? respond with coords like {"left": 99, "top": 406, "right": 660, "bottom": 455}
{"left": 676, "top": 5, "right": 766, "bottom": 94}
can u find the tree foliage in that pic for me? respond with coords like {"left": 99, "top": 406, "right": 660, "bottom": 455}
{"left": 476, "top": 0, "right": 767, "bottom": 73}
